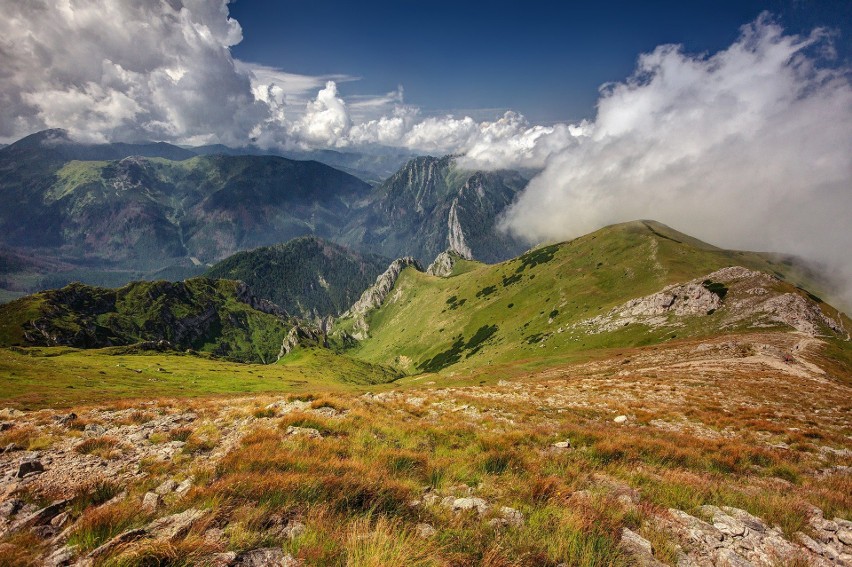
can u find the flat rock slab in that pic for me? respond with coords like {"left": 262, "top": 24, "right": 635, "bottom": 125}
{"left": 234, "top": 548, "right": 299, "bottom": 566}
{"left": 148, "top": 508, "right": 205, "bottom": 541}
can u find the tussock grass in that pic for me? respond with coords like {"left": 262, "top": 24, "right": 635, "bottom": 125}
{"left": 184, "top": 424, "right": 220, "bottom": 453}
{"left": 70, "top": 478, "right": 122, "bottom": 515}
{"left": 75, "top": 435, "right": 120, "bottom": 458}
{"left": 67, "top": 499, "right": 147, "bottom": 551}
{"left": 104, "top": 536, "right": 219, "bottom": 567}
{"left": 345, "top": 515, "right": 438, "bottom": 567}
{"left": 0, "top": 425, "right": 53, "bottom": 451}
{"left": 0, "top": 532, "right": 46, "bottom": 567}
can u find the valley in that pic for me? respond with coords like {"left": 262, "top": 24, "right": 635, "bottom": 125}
{"left": 0, "top": 132, "right": 529, "bottom": 303}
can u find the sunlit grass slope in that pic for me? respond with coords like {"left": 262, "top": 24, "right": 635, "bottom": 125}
{"left": 343, "top": 220, "right": 850, "bottom": 375}
{"left": 0, "top": 346, "right": 400, "bottom": 410}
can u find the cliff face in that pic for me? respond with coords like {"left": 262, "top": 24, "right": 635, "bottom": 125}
{"left": 426, "top": 249, "right": 466, "bottom": 277}
{"left": 337, "top": 156, "right": 528, "bottom": 264}
{"left": 344, "top": 257, "right": 423, "bottom": 318}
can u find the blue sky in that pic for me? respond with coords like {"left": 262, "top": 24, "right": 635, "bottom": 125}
{"left": 228, "top": 0, "right": 852, "bottom": 123}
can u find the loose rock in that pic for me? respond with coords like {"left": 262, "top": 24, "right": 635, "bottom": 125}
{"left": 451, "top": 497, "right": 489, "bottom": 515}
{"left": 141, "top": 492, "right": 160, "bottom": 513}
{"left": 16, "top": 458, "right": 44, "bottom": 478}
{"left": 155, "top": 478, "right": 178, "bottom": 495}
{"left": 285, "top": 426, "right": 322, "bottom": 439}
{"left": 234, "top": 547, "right": 299, "bottom": 566}
{"left": 147, "top": 508, "right": 205, "bottom": 541}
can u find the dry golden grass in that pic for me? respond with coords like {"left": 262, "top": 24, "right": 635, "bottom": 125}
{"left": 0, "top": 532, "right": 46, "bottom": 567}
{"left": 74, "top": 435, "right": 121, "bottom": 459}
{"left": 2, "top": 331, "right": 849, "bottom": 565}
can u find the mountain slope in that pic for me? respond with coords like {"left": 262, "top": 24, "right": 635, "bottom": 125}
{"left": 205, "top": 237, "right": 390, "bottom": 318}
{"left": 0, "top": 146, "right": 371, "bottom": 262}
{"left": 190, "top": 143, "right": 413, "bottom": 184}
{"left": 336, "top": 220, "right": 851, "bottom": 375}
{"left": 0, "top": 278, "right": 290, "bottom": 363}
{"left": 337, "top": 155, "right": 529, "bottom": 263}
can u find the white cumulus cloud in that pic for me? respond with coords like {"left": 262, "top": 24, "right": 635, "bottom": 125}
{"left": 497, "top": 14, "right": 852, "bottom": 305}
{"left": 0, "top": 0, "right": 266, "bottom": 145}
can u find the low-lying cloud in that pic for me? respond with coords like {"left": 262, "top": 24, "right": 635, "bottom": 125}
{"left": 496, "top": 15, "right": 852, "bottom": 306}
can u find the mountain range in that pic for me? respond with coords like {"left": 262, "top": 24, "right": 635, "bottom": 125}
{"left": 1, "top": 214, "right": 850, "bottom": 566}
{"left": 334, "top": 220, "right": 850, "bottom": 376}
{"left": 0, "top": 130, "right": 531, "bottom": 301}
{"left": 337, "top": 155, "right": 530, "bottom": 264}
{"left": 2, "top": 220, "right": 848, "bottom": 378}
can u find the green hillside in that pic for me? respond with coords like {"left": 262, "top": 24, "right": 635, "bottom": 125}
{"left": 0, "top": 139, "right": 371, "bottom": 264}
{"left": 0, "top": 278, "right": 291, "bottom": 364}
{"left": 338, "top": 220, "right": 851, "bottom": 375}
{"left": 206, "top": 236, "right": 389, "bottom": 318}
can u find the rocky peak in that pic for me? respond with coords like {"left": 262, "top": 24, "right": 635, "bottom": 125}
{"left": 277, "top": 323, "right": 327, "bottom": 360}
{"left": 427, "top": 249, "right": 463, "bottom": 277}
{"left": 447, "top": 199, "right": 473, "bottom": 260}
{"left": 578, "top": 266, "right": 849, "bottom": 339}
{"left": 340, "top": 257, "right": 422, "bottom": 340}
{"left": 344, "top": 257, "right": 422, "bottom": 318}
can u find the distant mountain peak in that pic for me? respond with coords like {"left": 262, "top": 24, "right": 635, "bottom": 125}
{"left": 6, "top": 128, "right": 72, "bottom": 150}
{"left": 340, "top": 154, "right": 529, "bottom": 264}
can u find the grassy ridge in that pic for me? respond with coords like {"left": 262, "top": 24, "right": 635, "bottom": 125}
{"left": 342, "top": 220, "right": 851, "bottom": 374}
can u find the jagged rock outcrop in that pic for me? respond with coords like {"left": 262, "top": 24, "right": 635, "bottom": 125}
{"left": 655, "top": 504, "right": 852, "bottom": 566}
{"left": 344, "top": 257, "right": 422, "bottom": 318}
{"left": 427, "top": 249, "right": 462, "bottom": 277}
{"left": 277, "top": 324, "right": 328, "bottom": 360}
{"left": 339, "top": 257, "right": 422, "bottom": 340}
{"left": 580, "top": 275, "right": 724, "bottom": 333}
{"left": 578, "top": 266, "right": 847, "bottom": 339}
{"left": 317, "top": 315, "right": 335, "bottom": 336}
{"left": 447, "top": 200, "right": 473, "bottom": 260}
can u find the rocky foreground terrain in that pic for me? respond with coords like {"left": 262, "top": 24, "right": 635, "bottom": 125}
{"left": 0, "top": 329, "right": 849, "bottom": 566}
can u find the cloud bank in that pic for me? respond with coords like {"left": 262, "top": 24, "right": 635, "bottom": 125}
{"left": 497, "top": 15, "right": 852, "bottom": 306}
{"left": 0, "top": 0, "right": 567, "bottom": 153}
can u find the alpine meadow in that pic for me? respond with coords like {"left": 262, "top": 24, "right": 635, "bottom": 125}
{"left": 0, "top": 2, "right": 850, "bottom": 566}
